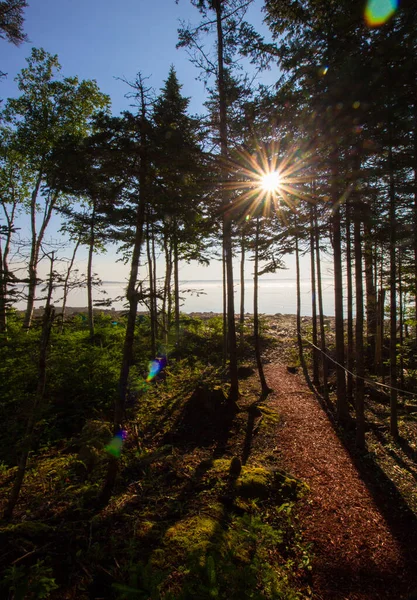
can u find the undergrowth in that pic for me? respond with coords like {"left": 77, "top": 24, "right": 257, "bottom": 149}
{"left": 0, "top": 312, "right": 311, "bottom": 599}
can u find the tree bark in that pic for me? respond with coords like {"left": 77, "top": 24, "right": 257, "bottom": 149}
{"left": 214, "top": 0, "right": 238, "bottom": 402}
{"left": 0, "top": 194, "right": 18, "bottom": 334}
{"left": 173, "top": 216, "right": 180, "bottom": 346}
{"left": 239, "top": 228, "right": 245, "bottom": 348}
{"left": 354, "top": 218, "right": 365, "bottom": 449}
{"left": 346, "top": 199, "right": 354, "bottom": 407}
{"left": 309, "top": 204, "right": 319, "bottom": 386}
{"left": 315, "top": 206, "right": 329, "bottom": 401}
{"left": 254, "top": 216, "right": 270, "bottom": 396}
{"left": 61, "top": 237, "right": 81, "bottom": 333}
{"left": 146, "top": 216, "right": 156, "bottom": 358}
{"left": 332, "top": 167, "right": 348, "bottom": 422}
{"left": 87, "top": 201, "right": 96, "bottom": 342}
{"left": 364, "top": 222, "right": 377, "bottom": 367}
{"left": 295, "top": 226, "right": 303, "bottom": 365}
{"left": 388, "top": 127, "right": 398, "bottom": 439}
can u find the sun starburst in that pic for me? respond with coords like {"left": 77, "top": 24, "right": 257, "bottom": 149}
{"left": 224, "top": 137, "right": 314, "bottom": 225}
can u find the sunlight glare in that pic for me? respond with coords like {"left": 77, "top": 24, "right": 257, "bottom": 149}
{"left": 261, "top": 171, "right": 281, "bottom": 193}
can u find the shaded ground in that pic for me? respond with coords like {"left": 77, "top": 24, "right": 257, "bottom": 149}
{"left": 264, "top": 362, "right": 417, "bottom": 600}
{"left": 2, "top": 311, "right": 417, "bottom": 599}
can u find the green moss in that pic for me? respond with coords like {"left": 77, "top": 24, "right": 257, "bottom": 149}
{"left": 258, "top": 404, "right": 280, "bottom": 426}
{"left": 235, "top": 465, "right": 308, "bottom": 501}
{"left": 151, "top": 515, "right": 220, "bottom": 570}
{"left": 235, "top": 466, "right": 272, "bottom": 499}
{"left": 211, "top": 458, "right": 232, "bottom": 473}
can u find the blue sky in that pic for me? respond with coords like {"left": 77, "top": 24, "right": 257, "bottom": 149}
{"left": 1, "top": 0, "right": 277, "bottom": 116}
{"left": 1, "top": 0, "right": 318, "bottom": 287}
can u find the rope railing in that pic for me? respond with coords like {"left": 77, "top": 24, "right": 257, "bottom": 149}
{"left": 299, "top": 333, "right": 417, "bottom": 399}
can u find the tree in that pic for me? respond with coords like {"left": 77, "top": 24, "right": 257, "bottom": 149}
{"left": 100, "top": 75, "right": 152, "bottom": 505}
{"left": 178, "top": 0, "right": 258, "bottom": 402}
{"left": 0, "top": 0, "right": 27, "bottom": 46}
{"left": 0, "top": 126, "right": 32, "bottom": 332}
{"left": 3, "top": 48, "right": 109, "bottom": 329}
{"left": 152, "top": 66, "right": 208, "bottom": 342}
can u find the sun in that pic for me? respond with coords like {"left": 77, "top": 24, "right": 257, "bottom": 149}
{"left": 261, "top": 171, "right": 281, "bottom": 193}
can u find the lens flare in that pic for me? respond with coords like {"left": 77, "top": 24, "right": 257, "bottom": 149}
{"left": 146, "top": 356, "right": 167, "bottom": 382}
{"left": 365, "top": 0, "right": 398, "bottom": 27}
{"left": 105, "top": 430, "right": 127, "bottom": 458}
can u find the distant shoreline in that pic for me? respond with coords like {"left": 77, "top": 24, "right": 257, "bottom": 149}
{"left": 26, "top": 306, "right": 332, "bottom": 321}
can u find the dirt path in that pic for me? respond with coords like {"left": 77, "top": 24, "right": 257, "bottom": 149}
{"left": 264, "top": 363, "right": 417, "bottom": 600}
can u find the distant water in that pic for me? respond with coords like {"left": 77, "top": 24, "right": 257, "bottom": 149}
{"left": 15, "top": 277, "right": 336, "bottom": 316}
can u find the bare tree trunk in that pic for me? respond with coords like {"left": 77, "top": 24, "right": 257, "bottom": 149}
{"left": 354, "top": 218, "right": 365, "bottom": 450}
{"left": 146, "top": 217, "right": 156, "bottom": 358}
{"left": 151, "top": 222, "right": 158, "bottom": 340}
{"left": 24, "top": 173, "right": 57, "bottom": 330}
{"left": 222, "top": 237, "right": 227, "bottom": 367}
{"left": 295, "top": 227, "right": 303, "bottom": 365}
{"left": 364, "top": 223, "right": 377, "bottom": 368}
{"left": 0, "top": 197, "right": 18, "bottom": 333}
{"left": 4, "top": 253, "right": 55, "bottom": 519}
{"left": 315, "top": 207, "right": 329, "bottom": 401}
{"left": 388, "top": 126, "right": 398, "bottom": 439}
{"left": 173, "top": 217, "right": 180, "bottom": 346}
{"left": 87, "top": 202, "right": 96, "bottom": 342}
{"left": 162, "top": 232, "right": 172, "bottom": 343}
{"left": 346, "top": 200, "right": 354, "bottom": 407}
{"left": 254, "top": 216, "right": 270, "bottom": 397}
{"left": 309, "top": 204, "right": 319, "bottom": 386}
{"left": 61, "top": 237, "right": 81, "bottom": 333}
{"left": 214, "top": 0, "right": 238, "bottom": 403}
{"left": 398, "top": 252, "right": 405, "bottom": 392}
{"left": 332, "top": 166, "right": 348, "bottom": 422}
{"left": 239, "top": 229, "right": 245, "bottom": 348}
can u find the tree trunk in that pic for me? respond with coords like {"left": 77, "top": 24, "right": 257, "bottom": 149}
{"left": 0, "top": 197, "right": 18, "bottom": 334}
{"left": 100, "top": 79, "right": 148, "bottom": 505}
{"left": 309, "top": 204, "right": 319, "bottom": 386}
{"left": 315, "top": 207, "right": 329, "bottom": 400}
{"left": 4, "top": 253, "right": 55, "bottom": 519}
{"left": 162, "top": 231, "right": 172, "bottom": 343}
{"left": 388, "top": 128, "right": 398, "bottom": 439}
{"left": 398, "top": 251, "right": 405, "bottom": 392}
{"left": 254, "top": 216, "right": 270, "bottom": 397}
{"left": 364, "top": 223, "right": 377, "bottom": 368}
{"left": 214, "top": 0, "right": 238, "bottom": 403}
{"left": 346, "top": 200, "right": 354, "bottom": 407}
{"left": 146, "top": 217, "right": 156, "bottom": 358}
{"left": 173, "top": 217, "right": 180, "bottom": 346}
{"left": 222, "top": 239, "right": 227, "bottom": 367}
{"left": 23, "top": 170, "right": 57, "bottom": 330}
{"left": 61, "top": 237, "right": 81, "bottom": 333}
{"left": 354, "top": 218, "right": 365, "bottom": 450}
{"left": 151, "top": 222, "right": 158, "bottom": 340}
{"left": 239, "top": 228, "right": 245, "bottom": 348}
{"left": 87, "top": 201, "right": 96, "bottom": 342}
{"left": 295, "top": 226, "right": 303, "bottom": 365}
{"left": 0, "top": 239, "right": 7, "bottom": 334}
{"left": 332, "top": 170, "right": 348, "bottom": 422}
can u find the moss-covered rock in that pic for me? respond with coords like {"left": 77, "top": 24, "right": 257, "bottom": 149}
{"left": 235, "top": 466, "right": 272, "bottom": 499}
{"left": 235, "top": 465, "right": 307, "bottom": 501}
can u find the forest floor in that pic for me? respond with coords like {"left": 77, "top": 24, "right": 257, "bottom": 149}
{"left": 1, "top": 312, "right": 417, "bottom": 599}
